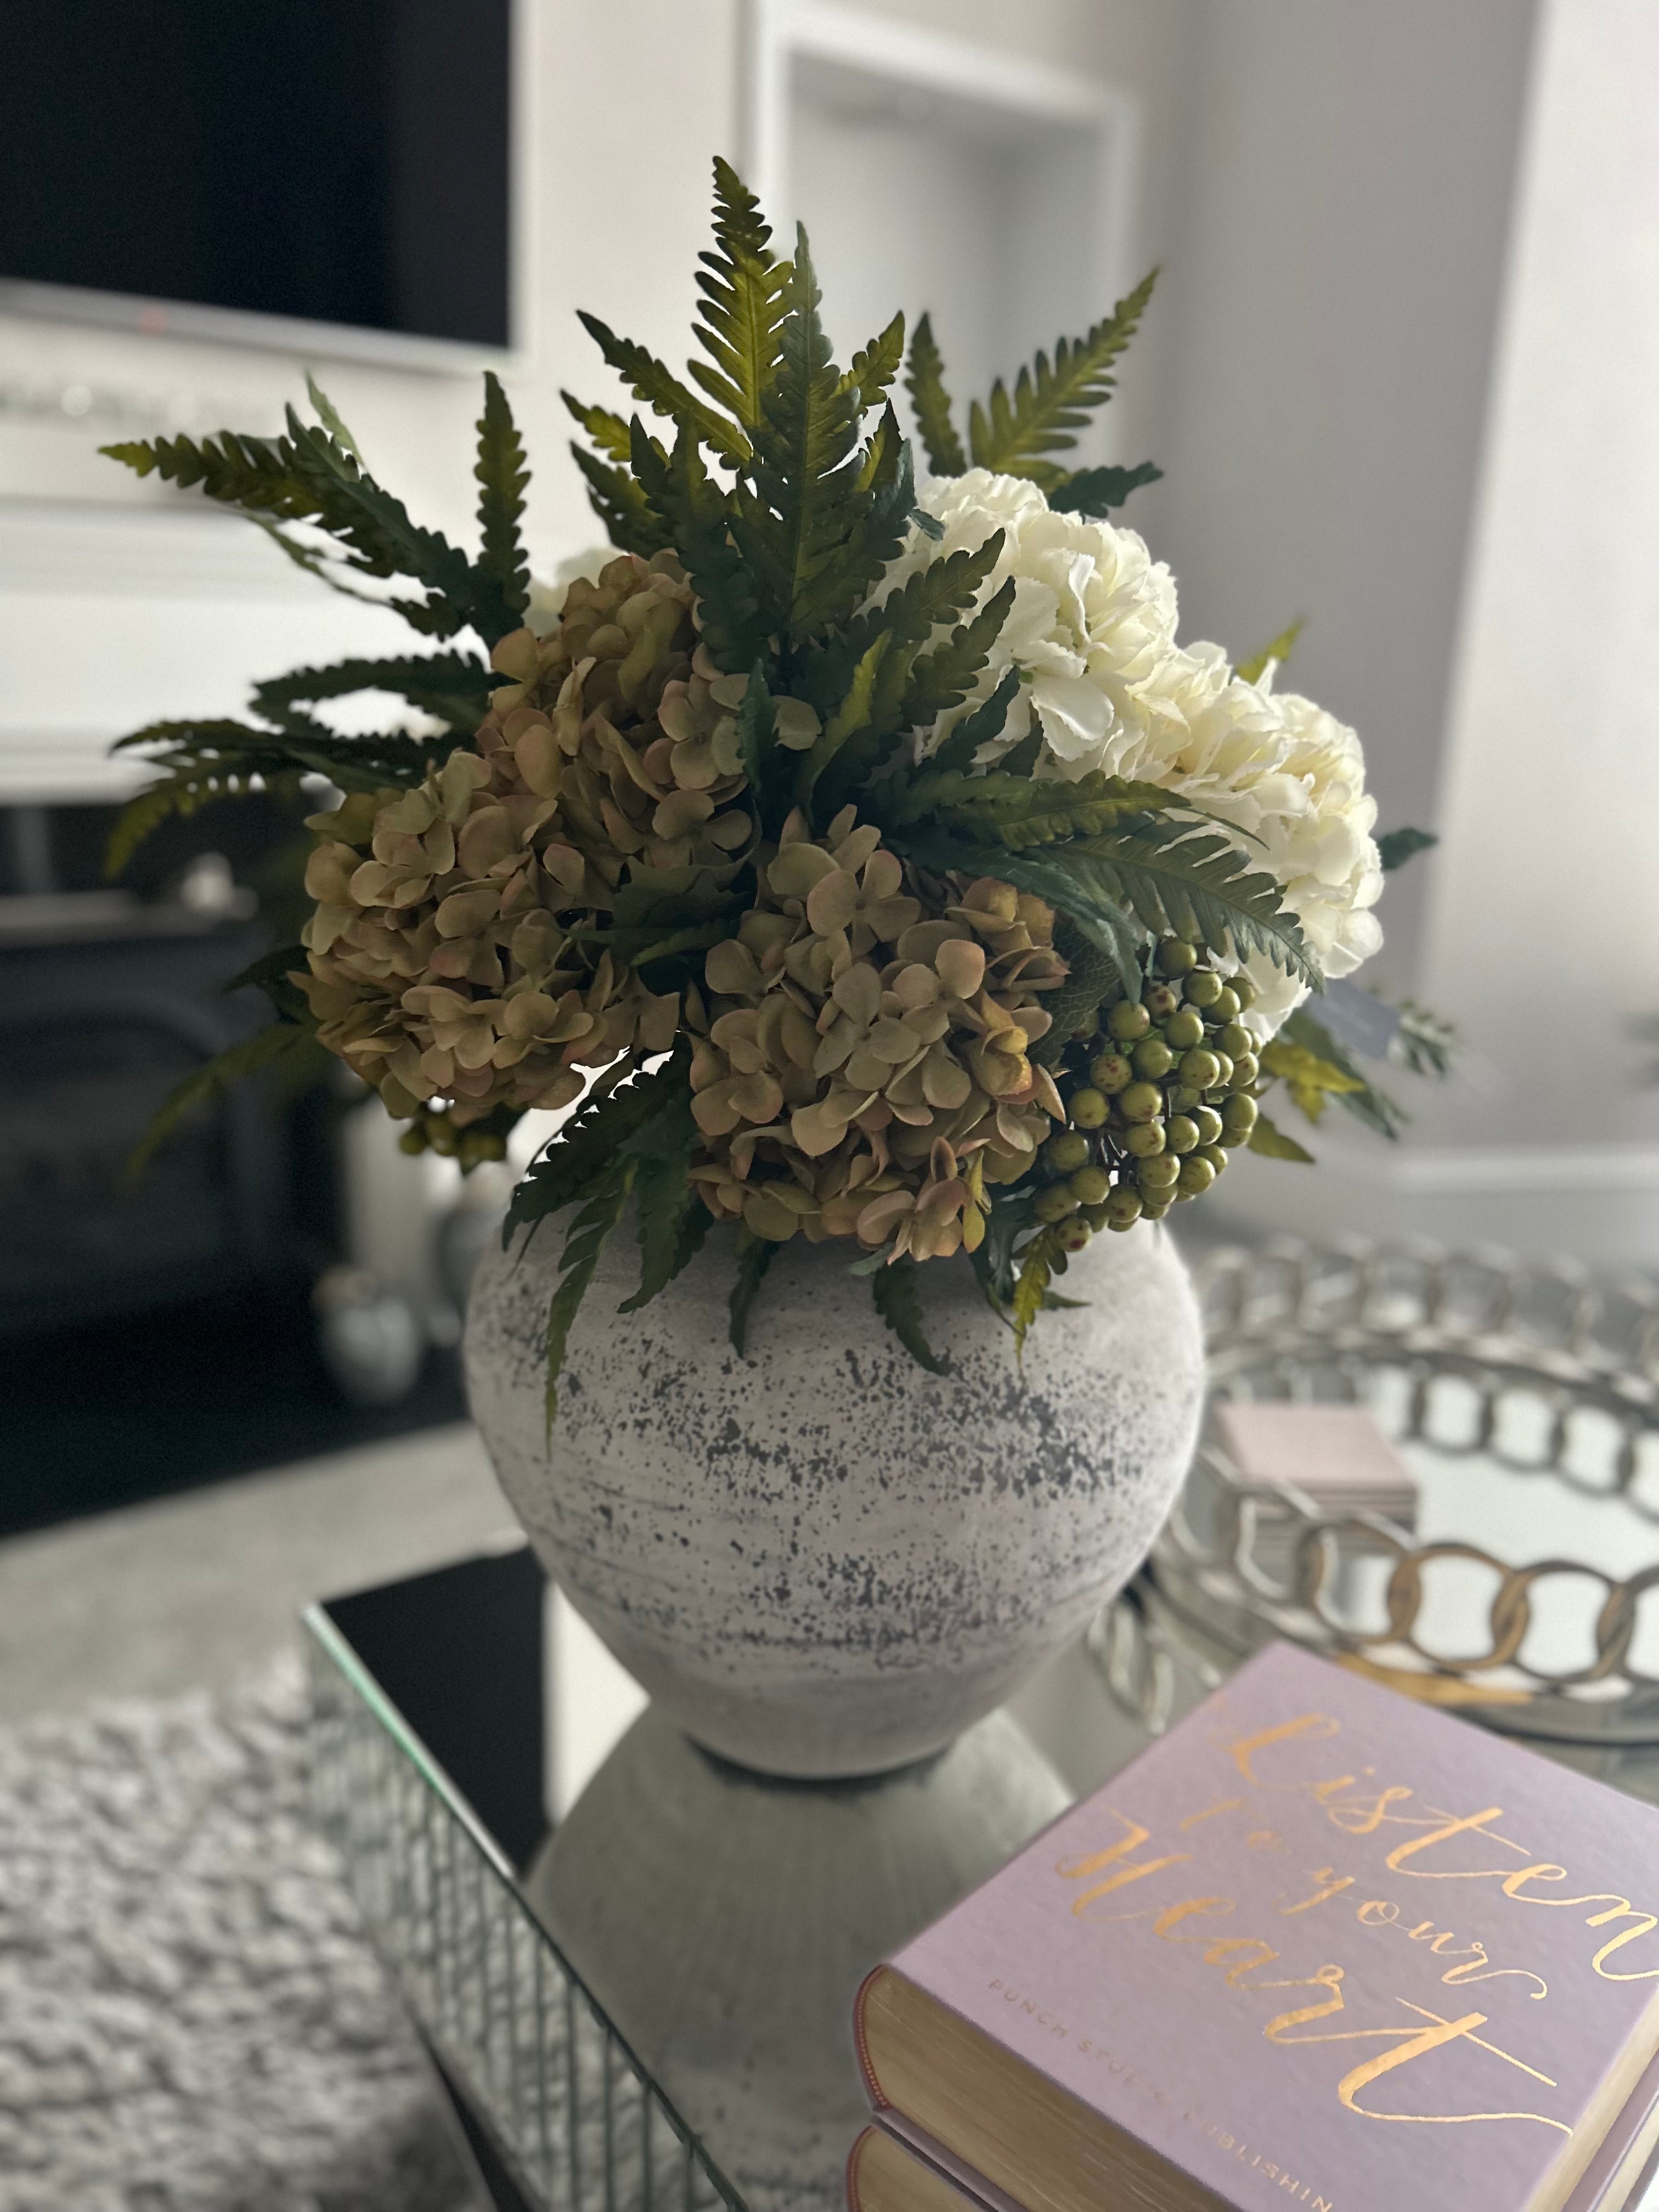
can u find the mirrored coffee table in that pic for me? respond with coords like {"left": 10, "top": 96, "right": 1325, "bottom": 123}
{"left": 305, "top": 1238, "right": 1659, "bottom": 2212}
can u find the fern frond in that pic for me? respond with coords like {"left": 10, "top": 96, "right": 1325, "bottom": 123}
{"left": 1048, "top": 461, "right": 1162, "bottom": 517}
{"left": 843, "top": 313, "right": 905, "bottom": 410}
{"left": 1035, "top": 912, "right": 1122, "bottom": 1064}
{"left": 967, "top": 269, "right": 1158, "bottom": 484}
{"left": 617, "top": 1085, "right": 701, "bottom": 1314}
{"left": 796, "top": 635, "right": 890, "bottom": 820}
{"left": 900, "top": 577, "right": 1016, "bottom": 727}
{"left": 475, "top": 371, "right": 530, "bottom": 615}
{"left": 578, "top": 310, "right": 749, "bottom": 466}
{"left": 545, "top": 1167, "right": 635, "bottom": 1429}
{"left": 562, "top": 391, "right": 633, "bottom": 464}
{"left": 792, "top": 529, "right": 1005, "bottom": 722}
{"left": 926, "top": 667, "right": 1023, "bottom": 774}
{"left": 504, "top": 1047, "right": 693, "bottom": 1244}
{"left": 1235, "top": 618, "right": 1305, "bottom": 686}
{"left": 252, "top": 652, "right": 498, "bottom": 736}
{"left": 888, "top": 768, "right": 1181, "bottom": 844}
{"left": 632, "top": 419, "right": 768, "bottom": 669}
{"left": 1069, "top": 822, "right": 1317, "bottom": 983}
{"left": 1376, "top": 826, "right": 1437, "bottom": 872}
{"left": 304, "top": 374, "right": 363, "bottom": 460}
{"left": 728, "top": 1228, "right": 776, "bottom": 1356}
{"left": 788, "top": 400, "right": 916, "bottom": 644}
{"left": 129, "top": 1021, "right": 329, "bottom": 1177}
{"left": 1278, "top": 1009, "right": 1404, "bottom": 1139}
{"left": 871, "top": 1255, "right": 946, "bottom": 1373}
{"left": 731, "top": 230, "right": 870, "bottom": 650}
{"left": 905, "top": 313, "right": 967, "bottom": 476}
{"left": 689, "top": 156, "right": 791, "bottom": 438}
{"left": 1259, "top": 1036, "right": 1363, "bottom": 1122}
{"left": 570, "top": 441, "right": 667, "bottom": 557}
{"left": 1011, "top": 1226, "right": 1065, "bottom": 1363}
{"left": 892, "top": 831, "right": 1147, "bottom": 1006}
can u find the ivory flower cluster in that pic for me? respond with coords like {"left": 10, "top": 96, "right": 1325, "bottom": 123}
{"left": 887, "top": 470, "right": 1384, "bottom": 1033}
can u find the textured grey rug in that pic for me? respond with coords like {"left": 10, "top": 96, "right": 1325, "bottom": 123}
{"left": 0, "top": 1656, "right": 485, "bottom": 2212}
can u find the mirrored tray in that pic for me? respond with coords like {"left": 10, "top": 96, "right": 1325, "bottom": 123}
{"left": 1118, "top": 1238, "right": 1659, "bottom": 1749}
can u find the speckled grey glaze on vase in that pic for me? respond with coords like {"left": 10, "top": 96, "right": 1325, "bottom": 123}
{"left": 465, "top": 1216, "right": 1203, "bottom": 1779}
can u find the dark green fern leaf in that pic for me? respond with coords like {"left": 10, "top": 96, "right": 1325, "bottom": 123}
{"left": 795, "top": 635, "right": 890, "bottom": 822}
{"left": 562, "top": 391, "right": 634, "bottom": 463}
{"left": 1048, "top": 461, "right": 1163, "bottom": 516}
{"left": 252, "top": 652, "right": 499, "bottom": 736}
{"left": 968, "top": 269, "right": 1158, "bottom": 485}
{"left": 843, "top": 313, "right": 906, "bottom": 410}
{"left": 578, "top": 310, "right": 748, "bottom": 466}
{"left": 688, "top": 156, "right": 791, "bottom": 438}
{"left": 618, "top": 1084, "right": 701, "bottom": 1314}
{"left": 475, "top": 371, "right": 531, "bottom": 615}
{"left": 1035, "top": 912, "right": 1124, "bottom": 1064}
{"left": 728, "top": 1229, "right": 776, "bottom": 1356}
{"left": 905, "top": 312, "right": 967, "bottom": 476}
{"left": 129, "top": 1022, "right": 330, "bottom": 1178}
{"left": 544, "top": 1166, "right": 636, "bottom": 1430}
{"left": 504, "top": 1048, "right": 693, "bottom": 1246}
{"left": 1070, "top": 821, "right": 1317, "bottom": 983}
{"left": 888, "top": 768, "right": 1181, "bottom": 844}
{"left": 731, "top": 230, "right": 870, "bottom": 650}
{"left": 871, "top": 1255, "right": 946, "bottom": 1374}
{"left": 792, "top": 529, "right": 1005, "bottom": 724}
{"left": 304, "top": 374, "right": 363, "bottom": 460}
{"left": 1376, "top": 826, "right": 1437, "bottom": 872}
{"left": 900, "top": 577, "right": 1016, "bottom": 729}
{"left": 632, "top": 418, "right": 769, "bottom": 670}
{"left": 927, "top": 667, "right": 1023, "bottom": 774}
{"left": 570, "top": 441, "right": 668, "bottom": 557}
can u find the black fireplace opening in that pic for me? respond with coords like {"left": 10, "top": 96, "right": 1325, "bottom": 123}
{"left": 0, "top": 794, "right": 466, "bottom": 1539}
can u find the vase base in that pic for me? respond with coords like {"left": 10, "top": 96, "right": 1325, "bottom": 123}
{"left": 526, "top": 1701, "right": 1071, "bottom": 2211}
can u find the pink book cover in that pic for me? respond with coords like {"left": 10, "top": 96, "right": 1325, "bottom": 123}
{"left": 861, "top": 1644, "right": 1659, "bottom": 2212}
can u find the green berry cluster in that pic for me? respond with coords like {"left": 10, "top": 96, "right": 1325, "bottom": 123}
{"left": 397, "top": 1104, "right": 512, "bottom": 1170}
{"left": 1030, "top": 937, "right": 1261, "bottom": 1247}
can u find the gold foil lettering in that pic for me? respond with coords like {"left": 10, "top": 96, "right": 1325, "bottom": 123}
{"left": 1221, "top": 1712, "right": 1341, "bottom": 1784}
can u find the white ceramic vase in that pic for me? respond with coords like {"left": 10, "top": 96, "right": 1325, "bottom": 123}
{"left": 465, "top": 1214, "right": 1204, "bottom": 1779}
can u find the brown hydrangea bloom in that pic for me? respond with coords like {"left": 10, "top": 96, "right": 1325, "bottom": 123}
{"left": 298, "top": 551, "right": 755, "bottom": 1126}
{"left": 686, "top": 807, "right": 1067, "bottom": 1257}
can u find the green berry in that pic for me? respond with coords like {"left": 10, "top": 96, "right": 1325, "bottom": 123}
{"left": 1209, "top": 1052, "right": 1234, "bottom": 1089}
{"left": 1144, "top": 983, "right": 1180, "bottom": 1021}
{"left": 1229, "top": 973, "right": 1256, "bottom": 1011}
{"left": 1218, "top": 1021, "right": 1254, "bottom": 1060}
{"left": 1166, "top": 1083, "right": 1203, "bottom": 1113}
{"left": 427, "top": 1119, "right": 459, "bottom": 1156}
{"left": 1193, "top": 1105, "right": 1224, "bottom": 1146}
{"left": 1141, "top": 1199, "right": 1172, "bottom": 1220}
{"left": 1035, "top": 1182, "right": 1081, "bottom": 1222}
{"left": 1047, "top": 1131, "right": 1092, "bottom": 1175}
{"left": 1132, "top": 1037, "right": 1175, "bottom": 1080}
{"left": 1221, "top": 1092, "right": 1259, "bottom": 1136}
{"left": 1070, "top": 1086, "right": 1108, "bottom": 1128}
{"left": 1124, "top": 1120, "right": 1166, "bottom": 1158}
{"left": 1108, "top": 999, "right": 1152, "bottom": 1042}
{"left": 1198, "top": 1143, "right": 1228, "bottom": 1177}
{"left": 1057, "top": 1217, "right": 1092, "bottom": 1253}
{"left": 1178, "top": 1154, "right": 1216, "bottom": 1197}
{"left": 1090, "top": 1051, "right": 1133, "bottom": 1094}
{"left": 1211, "top": 985, "right": 1242, "bottom": 1022}
{"left": 1179, "top": 1047, "right": 1221, "bottom": 1089}
{"left": 1184, "top": 969, "right": 1222, "bottom": 1008}
{"left": 1164, "top": 1008, "right": 1205, "bottom": 1051}
{"left": 398, "top": 1127, "right": 428, "bottom": 1155}
{"left": 1079, "top": 1203, "right": 1112, "bottom": 1231}
{"left": 1105, "top": 1187, "right": 1143, "bottom": 1227}
{"left": 1070, "top": 1165, "right": 1112, "bottom": 1205}
{"left": 1165, "top": 1114, "right": 1200, "bottom": 1155}
{"left": 1156, "top": 937, "right": 1199, "bottom": 975}
{"left": 1139, "top": 1153, "right": 1182, "bottom": 1191}
{"left": 1120, "top": 1081, "right": 1164, "bottom": 1124}
{"left": 1229, "top": 1052, "right": 1260, "bottom": 1090}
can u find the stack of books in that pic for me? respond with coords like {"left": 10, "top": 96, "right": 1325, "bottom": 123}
{"left": 1210, "top": 1402, "right": 1419, "bottom": 1530}
{"left": 850, "top": 1644, "right": 1659, "bottom": 2212}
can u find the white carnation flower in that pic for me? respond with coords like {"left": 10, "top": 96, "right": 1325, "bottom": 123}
{"left": 883, "top": 471, "right": 1384, "bottom": 1036}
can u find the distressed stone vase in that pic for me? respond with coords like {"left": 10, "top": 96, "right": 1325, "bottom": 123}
{"left": 464, "top": 1215, "right": 1204, "bottom": 1779}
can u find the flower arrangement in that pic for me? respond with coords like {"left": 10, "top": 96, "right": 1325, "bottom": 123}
{"left": 105, "top": 161, "right": 1441, "bottom": 1403}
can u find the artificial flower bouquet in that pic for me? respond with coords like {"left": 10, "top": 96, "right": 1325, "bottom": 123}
{"left": 105, "top": 161, "right": 1443, "bottom": 1401}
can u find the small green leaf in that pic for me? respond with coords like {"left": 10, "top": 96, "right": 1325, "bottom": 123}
{"left": 905, "top": 312, "right": 967, "bottom": 476}
{"left": 618, "top": 1087, "right": 701, "bottom": 1314}
{"left": 843, "top": 312, "right": 906, "bottom": 410}
{"left": 689, "top": 156, "right": 792, "bottom": 439}
{"left": 796, "top": 634, "right": 889, "bottom": 820}
{"left": 579, "top": 309, "right": 749, "bottom": 466}
{"left": 871, "top": 1256, "right": 946, "bottom": 1374}
{"left": 1236, "top": 619, "right": 1305, "bottom": 686}
{"left": 305, "top": 374, "right": 362, "bottom": 459}
{"left": 1248, "top": 1113, "right": 1316, "bottom": 1164}
{"left": 1011, "top": 1226, "right": 1065, "bottom": 1363}
{"left": 1376, "top": 826, "right": 1437, "bottom": 872}
{"left": 927, "top": 667, "right": 1023, "bottom": 776}
{"left": 728, "top": 1229, "right": 776, "bottom": 1356}
{"left": 545, "top": 1169, "right": 635, "bottom": 1432}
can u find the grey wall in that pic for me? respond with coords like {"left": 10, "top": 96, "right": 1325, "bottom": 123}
{"left": 1141, "top": 0, "right": 1540, "bottom": 994}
